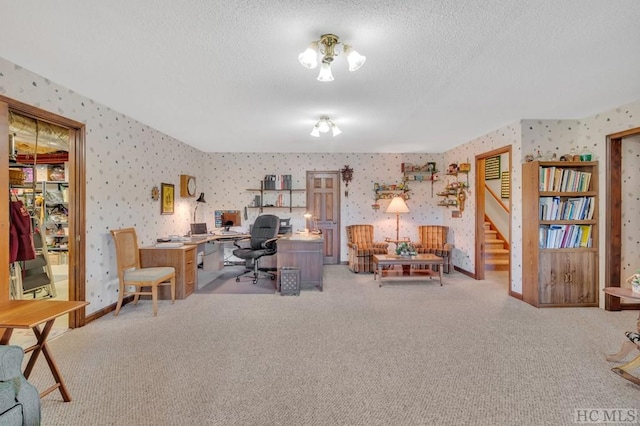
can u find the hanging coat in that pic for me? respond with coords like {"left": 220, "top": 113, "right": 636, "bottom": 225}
{"left": 9, "top": 199, "right": 36, "bottom": 262}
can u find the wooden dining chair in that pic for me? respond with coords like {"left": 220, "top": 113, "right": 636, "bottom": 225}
{"left": 110, "top": 228, "right": 176, "bottom": 316}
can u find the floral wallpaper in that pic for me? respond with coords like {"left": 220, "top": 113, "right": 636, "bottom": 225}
{"left": 2, "top": 55, "right": 640, "bottom": 312}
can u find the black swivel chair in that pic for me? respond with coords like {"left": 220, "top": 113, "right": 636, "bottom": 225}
{"left": 233, "top": 214, "right": 280, "bottom": 284}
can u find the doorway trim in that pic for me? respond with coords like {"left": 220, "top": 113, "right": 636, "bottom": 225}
{"left": 474, "top": 146, "right": 512, "bottom": 292}
{"left": 1, "top": 94, "right": 87, "bottom": 327}
{"left": 605, "top": 126, "right": 640, "bottom": 311}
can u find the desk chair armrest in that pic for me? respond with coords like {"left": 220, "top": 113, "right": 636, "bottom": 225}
{"left": 262, "top": 237, "right": 278, "bottom": 254}
{"left": 233, "top": 238, "right": 251, "bottom": 249}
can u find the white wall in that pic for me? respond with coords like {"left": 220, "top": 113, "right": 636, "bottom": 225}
{"left": 3, "top": 55, "right": 640, "bottom": 312}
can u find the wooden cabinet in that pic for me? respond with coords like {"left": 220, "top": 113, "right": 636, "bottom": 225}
{"left": 522, "top": 161, "right": 599, "bottom": 307}
{"left": 139, "top": 245, "right": 197, "bottom": 299}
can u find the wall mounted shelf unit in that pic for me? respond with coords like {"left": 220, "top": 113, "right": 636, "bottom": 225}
{"left": 247, "top": 180, "right": 305, "bottom": 213}
{"left": 373, "top": 183, "right": 410, "bottom": 201}
{"left": 401, "top": 162, "right": 439, "bottom": 196}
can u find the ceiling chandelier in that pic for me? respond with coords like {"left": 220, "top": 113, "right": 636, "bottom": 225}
{"left": 311, "top": 116, "right": 342, "bottom": 137}
{"left": 298, "top": 34, "right": 366, "bottom": 82}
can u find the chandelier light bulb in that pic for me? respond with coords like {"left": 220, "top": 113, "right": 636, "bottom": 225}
{"left": 317, "top": 62, "right": 334, "bottom": 82}
{"left": 330, "top": 122, "right": 342, "bottom": 136}
{"left": 344, "top": 44, "right": 366, "bottom": 71}
{"left": 298, "top": 41, "right": 319, "bottom": 69}
{"left": 318, "top": 118, "right": 330, "bottom": 133}
{"left": 310, "top": 125, "right": 321, "bottom": 137}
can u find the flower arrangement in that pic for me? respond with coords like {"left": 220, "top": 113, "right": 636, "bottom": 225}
{"left": 627, "top": 271, "right": 640, "bottom": 294}
{"left": 396, "top": 241, "right": 417, "bottom": 256}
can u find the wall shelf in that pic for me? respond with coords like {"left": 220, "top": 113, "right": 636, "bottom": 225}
{"left": 246, "top": 180, "right": 305, "bottom": 213}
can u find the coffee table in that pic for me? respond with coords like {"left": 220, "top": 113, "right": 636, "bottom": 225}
{"left": 373, "top": 254, "right": 443, "bottom": 287}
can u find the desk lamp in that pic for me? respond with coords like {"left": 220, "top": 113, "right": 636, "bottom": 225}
{"left": 304, "top": 212, "right": 313, "bottom": 233}
{"left": 386, "top": 196, "right": 410, "bottom": 241}
{"left": 192, "top": 193, "right": 206, "bottom": 223}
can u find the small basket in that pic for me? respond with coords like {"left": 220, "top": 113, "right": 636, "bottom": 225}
{"left": 9, "top": 169, "right": 25, "bottom": 186}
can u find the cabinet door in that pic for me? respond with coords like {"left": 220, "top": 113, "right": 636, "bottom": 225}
{"left": 539, "top": 252, "right": 596, "bottom": 305}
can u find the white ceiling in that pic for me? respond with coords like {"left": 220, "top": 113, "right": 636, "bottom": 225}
{"left": 1, "top": 1, "right": 639, "bottom": 153}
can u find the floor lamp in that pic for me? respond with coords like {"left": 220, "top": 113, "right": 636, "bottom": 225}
{"left": 386, "top": 196, "right": 410, "bottom": 241}
{"left": 192, "top": 193, "right": 206, "bottom": 223}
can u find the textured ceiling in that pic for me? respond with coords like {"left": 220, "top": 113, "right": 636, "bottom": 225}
{"left": 1, "top": 1, "right": 639, "bottom": 153}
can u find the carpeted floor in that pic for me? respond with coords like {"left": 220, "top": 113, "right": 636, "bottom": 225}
{"left": 27, "top": 265, "right": 640, "bottom": 425}
{"left": 196, "top": 266, "right": 278, "bottom": 294}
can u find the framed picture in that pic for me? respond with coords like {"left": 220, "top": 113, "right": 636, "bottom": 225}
{"left": 501, "top": 171, "right": 510, "bottom": 198}
{"left": 161, "top": 183, "right": 174, "bottom": 215}
{"left": 485, "top": 156, "right": 501, "bottom": 180}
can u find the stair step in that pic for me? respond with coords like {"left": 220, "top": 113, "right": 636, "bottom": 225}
{"left": 486, "top": 248, "right": 508, "bottom": 254}
{"left": 486, "top": 259, "right": 510, "bottom": 265}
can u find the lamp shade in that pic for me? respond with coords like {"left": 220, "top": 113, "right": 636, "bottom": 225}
{"left": 386, "top": 196, "right": 409, "bottom": 214}
{"left": 330, "top": 122, "right": 342, "bottom": 136}
{"left": 317, "top": 62, "right": 334, "bottom": 82}
{"left": 298, "top": 42, "right": 319, "bottom": 69}
{"left": 196, "top": 193, "right": 206, "bottom": 203}
{"left": 344, "top": 44, "right": 366, "bottom": 71}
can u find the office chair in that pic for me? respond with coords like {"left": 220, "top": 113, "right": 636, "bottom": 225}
{"left": 233, "top": 214, "right": 279, "bottom": 284}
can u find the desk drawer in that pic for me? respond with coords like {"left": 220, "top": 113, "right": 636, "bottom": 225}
{"left": 184, "top": 247, "right": 196, "bottom": 296}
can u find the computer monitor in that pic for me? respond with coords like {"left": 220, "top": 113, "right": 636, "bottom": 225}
{"left": 221, "top": 211, "right": 241, "bottom": 231}
{"left": 190, "top": 223, "right": 208, "bottom": 235}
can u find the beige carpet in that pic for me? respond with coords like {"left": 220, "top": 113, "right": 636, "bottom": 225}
{"left": 27, "top": 266, "right": 639, "bottom": 426}
{"left": 196, "top": 266, "right": 277, "bottom": 294}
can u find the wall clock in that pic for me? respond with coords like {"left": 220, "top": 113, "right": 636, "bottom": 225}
{"left": 180, "top": 175, "right": 196, "bottom": 197}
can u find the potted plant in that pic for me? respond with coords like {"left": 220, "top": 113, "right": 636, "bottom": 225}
{"left": 626, "top": 271, "right": 640, "bottom": 294}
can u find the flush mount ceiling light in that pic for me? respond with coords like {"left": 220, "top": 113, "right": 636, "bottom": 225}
{"left": 298, "top": 34, "right": 366, "bottom": 82}
{"left": 310, "top": 116, "right": 342, "bottom": 137}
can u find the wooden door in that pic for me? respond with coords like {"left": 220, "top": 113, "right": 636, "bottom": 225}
{"left": 306, "top": 171, "right": 340, "bottom": 264}
{"left": 1, "top": 95, "right": 86, "bottom": 327}
{"left": 605, "top": 127, "right": 640, "bottom": 311}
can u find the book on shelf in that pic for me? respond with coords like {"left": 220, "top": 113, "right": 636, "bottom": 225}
{"left": 579, "top": 225, "right": 592, "bottom": 248}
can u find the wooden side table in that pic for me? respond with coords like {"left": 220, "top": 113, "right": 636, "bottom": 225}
{"left": 0, "top": 300, "right": 88, "bottom": 401}
{"left": 603, "top": 287, "right": 640, "bottom": 386}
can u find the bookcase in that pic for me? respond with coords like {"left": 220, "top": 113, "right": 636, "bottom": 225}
{"left": 522, "top": 161, "right": 599, "bottom": 307}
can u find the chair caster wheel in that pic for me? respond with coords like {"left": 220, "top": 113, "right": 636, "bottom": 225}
{"left": 236, "top": 278, "right": 240, "bottom": 282}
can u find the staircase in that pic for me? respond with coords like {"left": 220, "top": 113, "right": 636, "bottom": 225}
{"left": 484, "top": 221, "right": 509, "bottom": 271}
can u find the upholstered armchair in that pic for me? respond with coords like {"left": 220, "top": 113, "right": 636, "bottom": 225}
{"left": 414, "top": 225, "right": 453, "bottom": 273}
{"left": 346, "top": 225, "right": 389, "bottom": 273}
{"left": 0, "top": 345, "right": 41, "bottom": 425}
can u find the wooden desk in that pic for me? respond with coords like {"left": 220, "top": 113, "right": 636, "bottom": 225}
{"left": 373, "top": 254, "right": 443, "bottom": 287}
{"left": 0, "top": 300, "right": 88, "bottom": 401}
{"left": 277, "top": 235, "right": 324, "bottom": 291}
{"left": 603, "top": 287, "right": 640, "bottom": 386}
{"left": 140, "top": 245, "right": 197, "bottom": 299}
